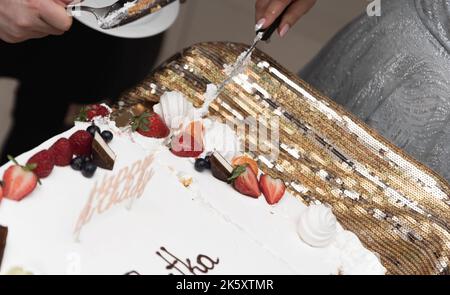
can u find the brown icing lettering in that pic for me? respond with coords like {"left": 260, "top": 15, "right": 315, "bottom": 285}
{"left": 156, "top": 247, "right": 219, "bottom": 275}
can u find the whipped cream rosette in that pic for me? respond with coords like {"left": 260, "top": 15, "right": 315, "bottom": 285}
{"left": 297, "top": 204, "right": 337, "bottom": 248}
{"left": 153, "top": 91, "right": 196, "bottom": 131}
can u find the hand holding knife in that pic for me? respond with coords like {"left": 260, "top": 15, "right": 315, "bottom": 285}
{"left": 216, "top": 3, "right": 293, "bottom": 94}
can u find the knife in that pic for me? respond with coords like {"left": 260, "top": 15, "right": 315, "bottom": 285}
{"left": 216, "top": 3, "right": 293, "bottom": 93}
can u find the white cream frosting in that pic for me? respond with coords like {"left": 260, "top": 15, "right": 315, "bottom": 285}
{"left": 153, "top": 91, "right": 195, "bottom": 130}
{"left": 202, "top": 119, "right": 242, "bottom": 162}
{"left": 196, "top": 84, "right": 219, "bottom": 117}
{"left": 334, "top": 231, "right": 386, "bottom": 275}
{"left": 297, "top": 204, "right": 337, "bottom": 248}
{"left": 0, "top": 117, "right": 385, "bottom": 275}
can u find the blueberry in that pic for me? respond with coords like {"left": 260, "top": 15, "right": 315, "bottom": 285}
{"left": 86, "top": 124, "right": 101, "bottom": 137}
{"left": 194, "top": 158, "right": 209, "bottom": 172}
{"left": 70, "top": 157, "right": 84, "bottom": 171}
{"left": 204, "top": 155, "right": 212, "bottom": 169}
{"left": 101, "top": 130, "right": 114, "bottom": 143}
{"left": 82, "top": 162, "right": 97, "bottom": 178}
{"left": 81, "top": 155, "right": 92, "bottom": 163}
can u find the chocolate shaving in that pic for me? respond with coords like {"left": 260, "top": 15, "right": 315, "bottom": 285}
{"left": 0, "top": 225, "right": 8, "bottom": 270}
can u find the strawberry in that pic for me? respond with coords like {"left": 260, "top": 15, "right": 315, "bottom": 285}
{"left": 76, "top": 104, "right": 110, "bottom": 122}
{"left": 96, "top": 105, "right": 110, "bottom": 117}
{"left": 86, "top": 109, "right": 98, "bottom": 121}
{"left": 27, "top": 150, "right": 55, "bottom": 179}
{"left": 0, "top": 181, "right": 4, "bottom": 201}
{"left": 170, "top": 132, "right": 204, "bottom": 158}
{"left": 69, "top": 130, "right": 93, "bottom": 156}
{"left": 3, "top": 156, "right": 39, "bottom": 201}
{"left": 131, "top": 111, "right": 170, "bottom": 138}
{"left": 259, "top": 174, "right": 286, "bottom": 205}
{"left": 228, "top": 165, "right": 261, "bottom": 198}
{"left": 49, "top": 138, "right": 73, "bottom": 166}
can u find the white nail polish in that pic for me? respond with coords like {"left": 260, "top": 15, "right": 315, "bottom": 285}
{"left": 255, "top": 18, "right": 266, "bottom": 31}
{"left": 279, "top": 24, "right": 290, "bottom": 37}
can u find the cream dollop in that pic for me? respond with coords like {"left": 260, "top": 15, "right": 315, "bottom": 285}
{"left": 202, "top": 119, "right": 242, "bottom": 162}
{"left": 153, "top": 91, "right": 195, "bottom": 130}
{"left": 297, "top": 204, "right": 337, "bottom": 248}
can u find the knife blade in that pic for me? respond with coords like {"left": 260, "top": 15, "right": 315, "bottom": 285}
{"left": 216, "top": 3, "right": 293, "bottom": 95}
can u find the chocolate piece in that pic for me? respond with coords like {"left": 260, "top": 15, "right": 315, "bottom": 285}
{"left": 114, "top": 111, "right": 133, "bottom": 128}
{"left": 92, "top": 132, "right": 116, "bottom": 170}
{"left": 0, "top": 225, "right": 8, "bottom": 270}
{"left": 210, "top": 152, "right": 233, "bottom": 183}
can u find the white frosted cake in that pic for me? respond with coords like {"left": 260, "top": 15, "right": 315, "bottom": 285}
{"left": 0, "top": 93, "right": 386, "bottom": 275}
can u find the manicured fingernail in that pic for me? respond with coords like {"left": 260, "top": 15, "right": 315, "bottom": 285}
{"left": 255, "top": 18, "right": 266, "bottom": 31}
{"left": 279, "top": 24, "right": 290, "bottom": 37}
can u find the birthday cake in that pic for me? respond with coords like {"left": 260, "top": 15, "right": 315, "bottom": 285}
{"left": 0, "top": 90, "right": 386, "bottom": 275}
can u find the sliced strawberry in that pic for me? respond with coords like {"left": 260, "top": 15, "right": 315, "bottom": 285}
{"left": 170, "top": 132, "right": 204, "bottom": 158}
{"left": 49, "top": 138, "right": 73, "bottom": 166}
{"left": 3, "top": 156, "right": 38, "bottom": 201}
{"left": 132, "top": 111, "right": 170, "bottom": 138}
{"left": 259, "top": 174, "right": 286, "bottom": 205}
{"left": 69, "top": 130, "right": 93, "bottom": 156}
{"left": 27, "top": 150, "right": 55, "bottom": 179}
{"left": 228, "top": 165, "right": 261, "bottom": 198}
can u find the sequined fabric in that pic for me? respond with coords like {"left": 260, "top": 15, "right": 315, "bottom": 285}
{"left": 117, "top": 42, "right": 450, "bottom": 275}
{"left": 301, "top": 0, "right": 450, "bottom": 182}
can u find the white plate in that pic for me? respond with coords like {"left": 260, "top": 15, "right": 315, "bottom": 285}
{"left": 73, "top": 0, "right": 180, "bottom": 38}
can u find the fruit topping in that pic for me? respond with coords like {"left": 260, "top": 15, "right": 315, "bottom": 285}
{"left": 49, "top": 138, "right": 73, "bottom": 167}
{"left": 70, "top": 157, "right": 85, "bottom": 171}
{"left": 76, "top": 104, "right": 110, "bottom": 122}
{"left": 259, "top": 174, "right": 286, "bottom": 205}
{"left": 101, "top": 130, "right": 114, "bottom": 143}
{"left": 26, "top": 150, "right": 54, "bottom": 179}
{"left": 204, "top": 155, "right": 212, "bottom": 169}
{"left": 86, "top": 123, "right": 101, "bottom": 137}
{"left": 131, "top": 111, "right": 170, "bottom": 138}
{"left": 131, "top": 103, "right": 146, "bottom": 116}
{"left": 82, "top": 162, "right": 97, "bottom": 178}
{"left": 3, "top": 156, "right": 39, "bottom": 201}
{"left": 69, "top": 130, "right": 93, "bottom": 156}
{"left": 81, "top": 155, "right": 93, "bottom": 163}
{"left": 228, "top": 165, "right": 261, "bottom": 198}
{"left": 0, "top": 181, "right": 3, "bottom": 201}
{"left": 209, "top": 152, "right": 233, "bottom": 182}
{"left": 92, "top": 132, "right": 116, "bottom": 171}
{"left": 194, "top": 158, "right": 210, "bottom": 172}
{"left": 170, "top": 132, "right": 204, "bottom": 158}
{"left": 231, "top": 155, "right": 259, "bottom": 176}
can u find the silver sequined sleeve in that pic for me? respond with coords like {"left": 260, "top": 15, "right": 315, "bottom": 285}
{"left": 300, "top": 0, "right": 450, "bottom": 182}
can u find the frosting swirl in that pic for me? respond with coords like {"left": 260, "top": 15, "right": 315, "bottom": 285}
{"left": 202, "top": 119, "right": 242, "bottom": 161}
{"left": 297, "top": 204, "right": 337, "bottom": 248}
